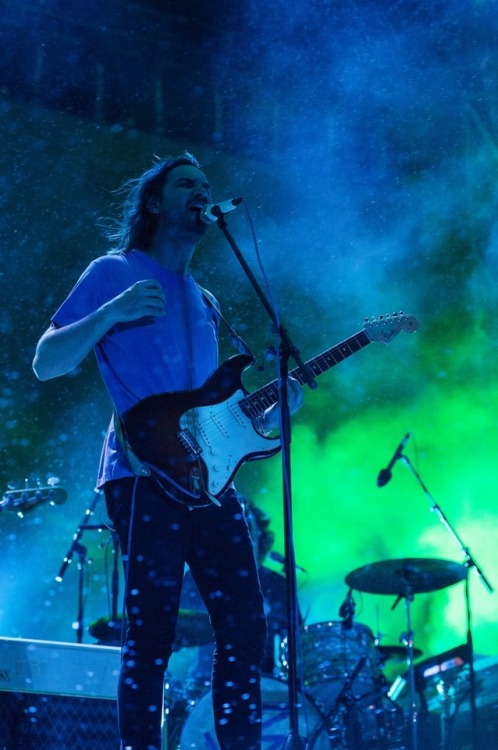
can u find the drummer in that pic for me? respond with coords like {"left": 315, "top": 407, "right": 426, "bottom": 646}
{"left": 180, "top": 497, "right": 299, "bottom": 685}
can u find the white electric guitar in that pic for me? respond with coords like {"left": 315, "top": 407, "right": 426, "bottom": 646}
{"left": 123, "top": 313, "right": 419, "bottom": 508}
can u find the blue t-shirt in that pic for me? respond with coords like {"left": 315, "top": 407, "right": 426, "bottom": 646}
{"left": 52, "top": 250, "right": 220, "bottom": 486}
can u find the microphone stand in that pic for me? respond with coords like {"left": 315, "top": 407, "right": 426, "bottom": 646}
{"left": 214, "top": 211, "right": 316, "bottom": 749}
{"left": 399, "top": 453, "right": 494, "bottom": 750}
{"left": 73, "top": 540, "right": 88, "bottom": 644}
{"left": 55, "top": 488, "right": 110, "bottom": 643}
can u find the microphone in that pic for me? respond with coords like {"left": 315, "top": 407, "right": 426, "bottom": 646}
{"left": 269, "top": 550, "right": 307, "bottom": 573}
{"left": 198, "top": 197, "right": 243, "bottom": 224}
{"left": 339, "top": 588, "right": 355, "bottom": 629}
{"left": 377, "top": 432, "right": 411, "bottom": 487}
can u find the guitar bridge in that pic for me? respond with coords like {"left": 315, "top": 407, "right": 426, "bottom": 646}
{"left": 177, "top": 428, "right": 203, "bottom": 459}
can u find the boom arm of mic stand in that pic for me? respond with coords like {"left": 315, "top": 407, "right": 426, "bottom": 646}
{"left": 55, "top": 489, "right": 104, "bottom": 582}
{"left": 399, "top": 455, "right": 494, "bottom": 593}
{"left": 56, "top": 531, "right": 83, "bottom": 581}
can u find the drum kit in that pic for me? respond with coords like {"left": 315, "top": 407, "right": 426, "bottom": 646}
{"left": 157, "top": 556, "right": 468, "bottom": 750}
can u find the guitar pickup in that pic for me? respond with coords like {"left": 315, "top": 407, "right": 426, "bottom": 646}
{"left": 177, "top": 428, "right": 203, "bottom": 458}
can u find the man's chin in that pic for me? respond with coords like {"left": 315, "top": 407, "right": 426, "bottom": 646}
{"left": 189, "top": 216, "right": 209, "bottom": 237}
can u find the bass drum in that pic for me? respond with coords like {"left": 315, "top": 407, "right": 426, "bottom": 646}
{"left": 281, "top": 620, "right": 377, "bottom": 687}
{"left": 179, "top": 675, "right": 329, "bottom": 749}
{"left": 280, "top": 620, "right": 378, "bottom": 709}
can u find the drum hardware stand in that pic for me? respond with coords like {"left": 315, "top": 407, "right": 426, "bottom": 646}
{"left": 436, "top": 662, "right": 470, "bottom": 750}
{"left": 437, "top": 677, "right": 456, "bottom": 750}
{"left": 214, "top": 208, "right": 317, "bottom": 750}
{"left": 307, "top": 656, "right": 369, "bottom": 750}
{"left": 398, "top": 452, "right": 494, "bottom": 750}
{"left": 391, "top": 586, "right": 418, "bottom": 750}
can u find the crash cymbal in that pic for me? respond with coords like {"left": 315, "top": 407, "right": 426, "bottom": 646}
{"left": 89, "top": 609, "right": 212, "bottom": 648}
{"left": 377, "top": 644, "right": 423, "bottom": 662}
{"left": 345, "top": 558, "right": 467, "bottom": 595}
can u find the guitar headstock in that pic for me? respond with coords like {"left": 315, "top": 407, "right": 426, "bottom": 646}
{"left": 363, "top": 312, "right": 419, "bottom": 344}
{"left": 1, "top": 481, "right": 67, "bottom": 518}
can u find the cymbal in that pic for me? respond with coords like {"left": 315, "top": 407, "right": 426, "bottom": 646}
{"left": 377, "top": 644, "right": 423, "bottom": 662}
{"left": 88, "top": 615, "right": 125, "bottom": 644}
{"left": 345, "top": 558, "right": 467, "bottom": 595}
{"left": 88, "top": 609, "right": 212, "bottom": 648}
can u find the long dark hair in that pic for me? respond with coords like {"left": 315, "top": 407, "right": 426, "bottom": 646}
{"left": 106, "top": 152, "right": 202, "bottom": 254}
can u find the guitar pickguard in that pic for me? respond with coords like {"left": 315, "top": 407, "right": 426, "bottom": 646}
{"left": 181, "top": 391, "right": 281, "bottom": 496}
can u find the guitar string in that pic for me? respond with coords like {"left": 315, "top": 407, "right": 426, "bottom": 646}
{"left": 168, "top": 320, "right": 410, "bottom": 492}
{"left": 189, "top": 333, "right": 371, "bottom": 442}
{"left": 185, "top": 319, "right": 407, "bottom": 442}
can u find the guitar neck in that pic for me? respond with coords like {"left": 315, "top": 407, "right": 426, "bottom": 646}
{"left": 242, "top": 329, "right": 372, "bottom": 418}
{"left": 1, "top": 486, "right": 67, "bottom": 515}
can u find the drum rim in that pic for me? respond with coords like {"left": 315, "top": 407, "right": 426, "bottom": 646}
{"left": 302, "top": 619, "right": 374, "bottom": 637}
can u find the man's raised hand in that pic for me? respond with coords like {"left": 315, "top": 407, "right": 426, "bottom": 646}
{"left": 110, "top": 279, "right": 166, "bottom": 323}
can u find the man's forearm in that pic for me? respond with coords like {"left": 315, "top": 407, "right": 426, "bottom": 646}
{"left": 32, "top": 306, "right": 114, "bottom": 381}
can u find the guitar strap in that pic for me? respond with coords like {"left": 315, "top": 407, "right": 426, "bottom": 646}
{"left": 112, "top": 410, "right": 150, "bottom": 478}
{"left": 198, "top": 285, "right": 255, "bottom": 360}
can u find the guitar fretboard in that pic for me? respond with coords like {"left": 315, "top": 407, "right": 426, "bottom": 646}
{"left": 241, "top": 329, "right": 371, "bottom": 419}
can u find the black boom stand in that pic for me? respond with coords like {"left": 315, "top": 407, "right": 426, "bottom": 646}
{"left": 399, "top": 452, "right": 494, "bottom": 750}
{"left": 56, "top": 488, "right": 119, "bottom": 644}
{"left": 213, "top": 207, "right": 317, "bottom": 749}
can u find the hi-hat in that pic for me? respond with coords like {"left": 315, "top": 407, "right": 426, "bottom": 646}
{"left": 345, "top": 558, "right": 467, "bottom": 595}
{"left": 89, "top": 608, "right": 212, "bottom": 648}
{"left": 88, "top": 615, "right": 124, "bottom": 644}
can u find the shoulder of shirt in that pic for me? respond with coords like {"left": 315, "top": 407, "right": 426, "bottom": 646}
{"left": 84, "top": 251, "right": 146, "bottom": 279}
{"left": 90, "top": 252, "right": 132, "bottom": 267}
